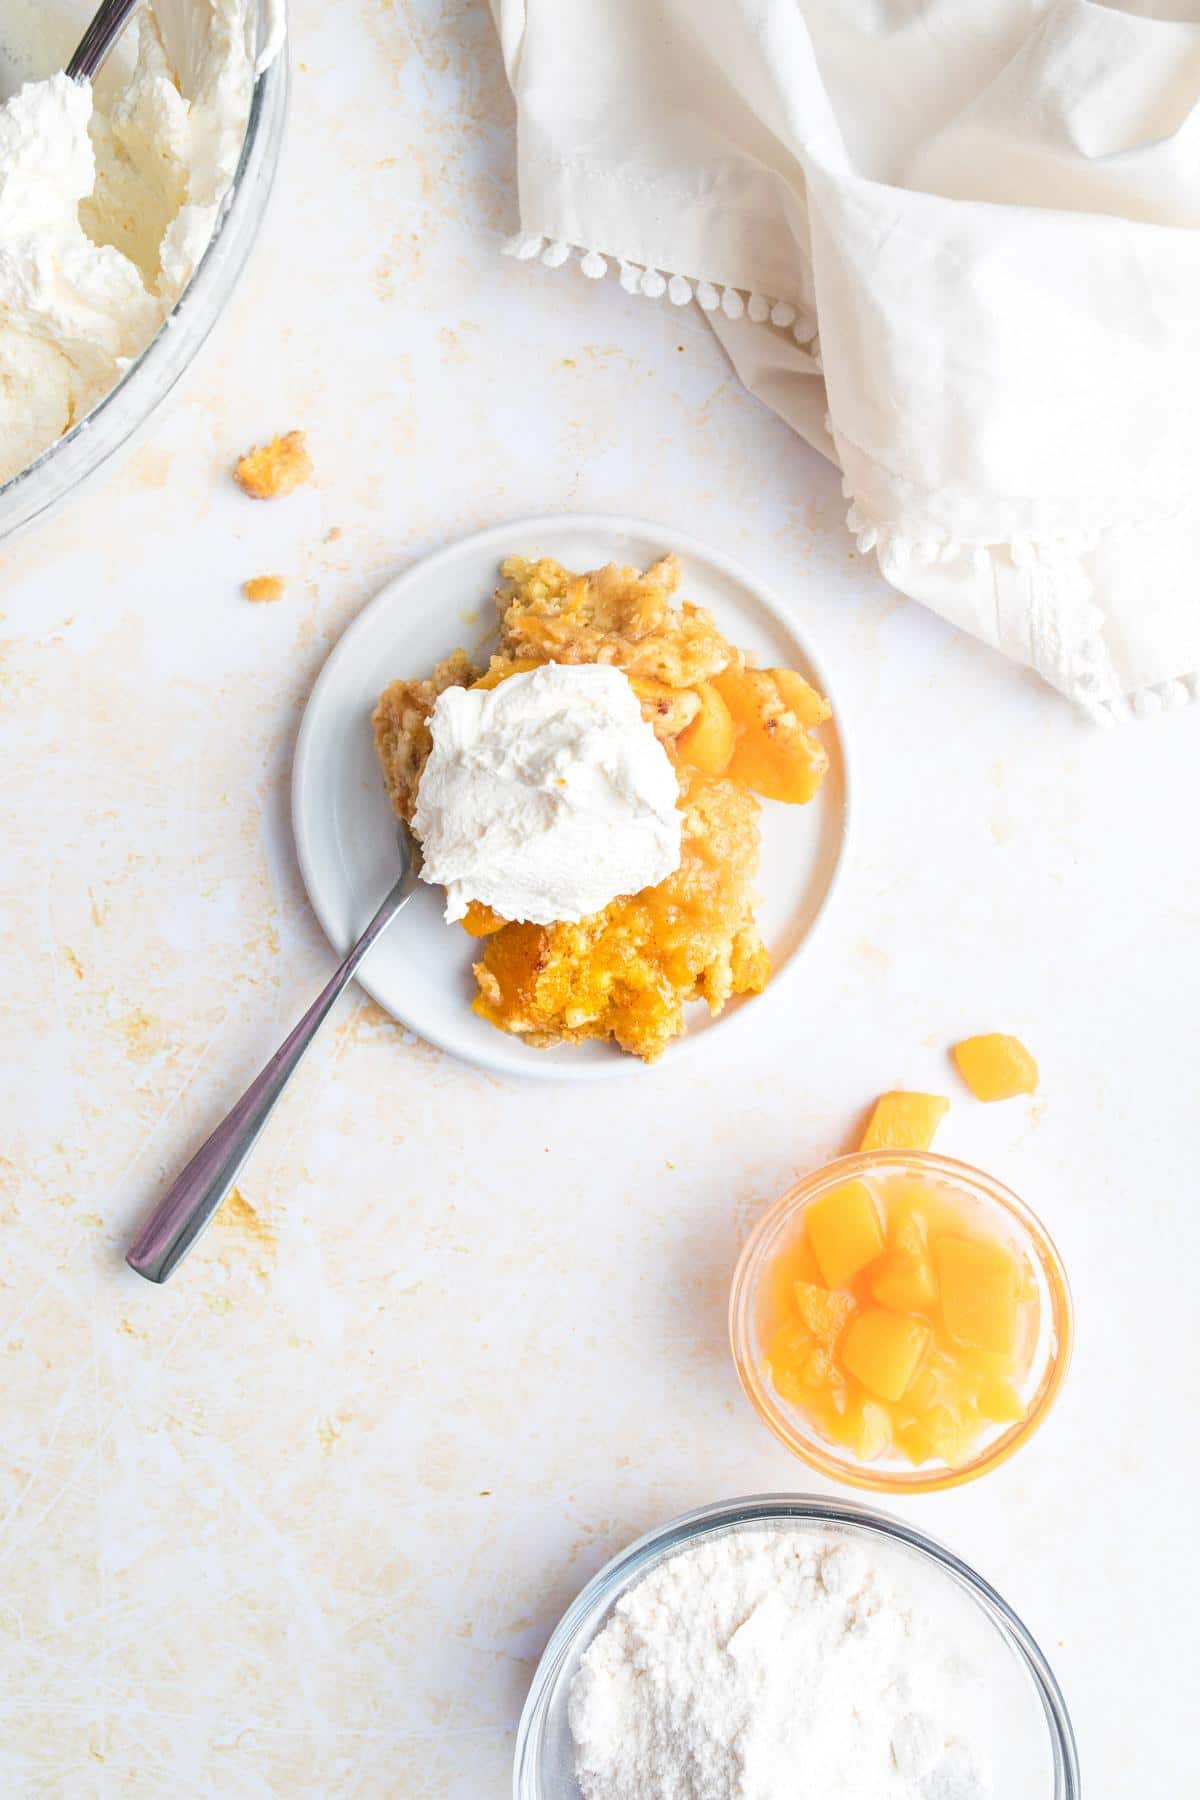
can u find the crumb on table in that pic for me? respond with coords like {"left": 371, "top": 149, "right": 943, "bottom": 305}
{"left": 243, "top": 575, "right": 286, "bottom": 603}
{"left": 234, "top": 430, "right": 313, "bottom": 499}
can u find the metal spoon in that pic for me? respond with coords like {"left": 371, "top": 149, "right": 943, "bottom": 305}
{"left": 66, "top": 0, "right": 142, "bottom": 83}
{"left": 126, "top": 825, "right": 423, "bottom": 1284}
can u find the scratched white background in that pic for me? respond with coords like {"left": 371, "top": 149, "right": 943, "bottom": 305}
{"left": 1, "top": 2, "right": 1197, "bottom": 1794}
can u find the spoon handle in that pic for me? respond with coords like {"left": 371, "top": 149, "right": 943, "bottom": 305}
{"left": 66, "top": 0, "right": 142, "bottom": 82}
{"left": 126, "top": 863, "right": 420, "bottom": 1284}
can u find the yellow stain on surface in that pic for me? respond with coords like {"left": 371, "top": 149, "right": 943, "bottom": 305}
{"left": 114, "top": 1007, "right": 159, "bottom": 1062}
{"left": 214, "top": 1186, "right": 277, "bottom": 1257}
{"left": 317, "top": 1413, "right": 353, "bottom": 1453}
{"left": 126, "top": 446, "right": 173, "bottom": 490}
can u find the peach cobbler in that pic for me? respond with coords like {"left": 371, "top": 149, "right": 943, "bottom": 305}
{"left": 372, "top": 554, "right": 833, "bottom": 1061}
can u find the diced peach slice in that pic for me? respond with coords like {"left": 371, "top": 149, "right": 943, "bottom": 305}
{"left": 842, "top": 1396, "right": 893, "bottom": 1461}
{"left": 925, "top": 1402, "right": 982, "bottom": 1466}
{"left": 674, "top": 681, "right": 734, "bottom": 774}
{"left": 769, "top": 1360, "right": 811, "bottom": 1406}
{"left": 773, "top": 1341, "right": 839, "bottom": 1404}
{"left": 868, "top": 1248, "right": 937, "bottom": 1313}
{"left": 727, "top": 723, "right": 827, "bottom": 804}
{"left": 934, "top": 1236, "right": 1020, "bottom": 1354}
{"left": 860, "top": 1091, "right": 949, "bottom": 1153}
{"left": 977, "top": 1377, "right": 1027, "bottom": 1425}
{"left": 842, "top": 1309, "right": 931, "bottom": 1403}
{"left": 768, "top": 1237, "right": 822, "bottom": 1318}
{"left": 904, "top": 1355, "right": 949, "bottom": 1415}
{"left": 764, "top": 1318, "right": 815, "bottom": 1404}
{"left": 894, "top": 1418, "right": 935, "bottom": 1465}
{"left": 805, "top": 1180, "right": 884, "bottom": 1289}
{"left": 952, "top": 1033, "right": 1038, "bottom": 1101}
{"left": 799, "top": 1344, "right": 836, "bottom": 1387}
{"left": 889, "top": 1206, "right": 930, "bottom": 1259}
{"left": 460, "top": 901, "right": 507, "bottom": 937}
{"left": 765, "top": 1316, "right": 810, "bottom": 1368}
{"left": 793, "top": 1281, "right": 855, "bottom": 1345}
{"left": 711, "top": 666, "right": 829, "bottom": 805}
{"left": 471, "top": 658, "right": 542, "bottom": 690}
{"left": 772, "top": 668, "right": 832, "bottom": 730}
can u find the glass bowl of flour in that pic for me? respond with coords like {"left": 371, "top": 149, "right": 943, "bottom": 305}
{"left": 0, "top": 0, "right": 286, "bottom": 543}
{"left": 514, "top": 1494, "right": 1079, "bottom": 1800}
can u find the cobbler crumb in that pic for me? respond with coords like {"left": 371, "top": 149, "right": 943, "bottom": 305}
{"left": 243, "top": 575, "right": 285, "bottom": 603}
{"left": 234, "top": 430, "right": 312, "bottom": 499}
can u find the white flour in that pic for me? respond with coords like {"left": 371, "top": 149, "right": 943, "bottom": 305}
{"left": 568, "top": 1528, "right": 992, "bottom": 1800}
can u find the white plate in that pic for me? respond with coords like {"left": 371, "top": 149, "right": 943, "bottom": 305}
{"left": 291, "top": 516, "right": 852, "bottom": 1081}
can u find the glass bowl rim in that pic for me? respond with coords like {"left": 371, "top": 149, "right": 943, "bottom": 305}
{"left": 729, "top": 1149, "right": 1075, "bottom": 1495}
{"left": 513, "top": 1490, "right": 1080, "bottom": 1798}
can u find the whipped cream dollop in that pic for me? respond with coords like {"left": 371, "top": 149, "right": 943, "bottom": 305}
{"left": 0, "top": 0, "right": 279, "bottom": 487}
{"left": 413, "top": 663, "right": 683, "bottom": 927}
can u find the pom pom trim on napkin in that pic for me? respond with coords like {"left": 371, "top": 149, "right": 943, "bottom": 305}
{"left": 503, "top": 229, "right": 1200, "bottom": 726}
{"left": 490, "top": 0, "right": 1200, "bottom": 722}
{"left": 503, "top": 234, "right": 820, "bottom": 356}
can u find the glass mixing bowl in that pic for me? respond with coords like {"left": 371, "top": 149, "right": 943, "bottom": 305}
{"left": 513, "top": 1493, "right": 1080, "bottom": 1798}
{"left": 730, "top": 1150, "right": 1074, "bottom": 1494}
{"left": 0, "top": 3, "right": 288, "bottom": 545}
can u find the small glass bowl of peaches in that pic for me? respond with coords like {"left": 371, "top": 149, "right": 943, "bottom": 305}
{"left": 729, "top": 1151, "right": 1073, "bottom": 1493}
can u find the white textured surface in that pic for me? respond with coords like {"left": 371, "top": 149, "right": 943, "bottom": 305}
{"left": 0, "top": 2, "right": 1196, "bottom": 1794}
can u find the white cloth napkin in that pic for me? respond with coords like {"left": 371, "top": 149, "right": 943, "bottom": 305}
{"left": 489, "top": 0, "right": 1200, "bottom": 721}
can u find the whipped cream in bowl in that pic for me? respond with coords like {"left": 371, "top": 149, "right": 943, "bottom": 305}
{"left": 413, "top": 663, "right": 683, "bottom": 927}
{"left": 0, "top": 0, "right": 286, "bottom": 538}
